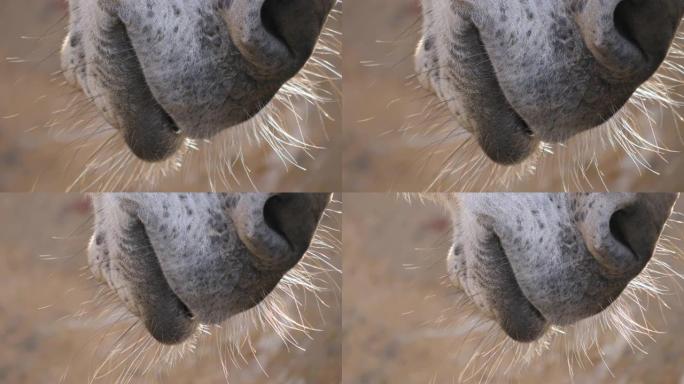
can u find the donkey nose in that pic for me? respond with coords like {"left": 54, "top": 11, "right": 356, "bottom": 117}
{"left": 263, "top": 193, "right": 330, "bottom": 260}
{"left": 584, "top": 194, "right": 677, "bottom": 278}
{"left": 260, "top": 0, "right": 334, "bottom": 70}
{"left": 578, "top": 0, "right": 683, "bottom": 79}
{"left": 225, "top": 0, "right": 334, "bottom": 77}
{"left": 236, "top": 193, "right": 331, "bottom": 271}
{"left": 614, "top": 0, "right": 683, "bottom": 64}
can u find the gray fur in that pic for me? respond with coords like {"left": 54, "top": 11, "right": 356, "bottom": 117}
{"left": 445, "top": 193, "right": 677, "bottom": 342}
{"left": 417, "top": 0, "right": 684, "bottom": 164}
{"left": 62, "top": 0, "right": 334, "bottom": 161}
{"left": 89, "top": 193, "right": 330, "bottom": 345}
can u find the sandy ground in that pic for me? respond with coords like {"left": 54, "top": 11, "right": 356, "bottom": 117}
{"left": 0, "top": 195, "right": 341, "bottom": 384}
{"left": 342, "top": 0, "right": 684, "bottom": 192}
{"left": 342, "top": 194, "right": 684, "bottom": 383}
{"left": 0, "top": 0, "right": 341, "bottom": 192}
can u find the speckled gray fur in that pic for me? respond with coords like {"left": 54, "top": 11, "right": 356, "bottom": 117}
{"left": 89, "top": 193, "right": 330, "bottom": 345}
{"left": 445, "top": 193, "right": 677, "bottom": 342}
{"left": 62, "top": 0, "right": 334, "bottom": 161}
{"left": 417, "top": 0, "right": 684, "bottom": 164}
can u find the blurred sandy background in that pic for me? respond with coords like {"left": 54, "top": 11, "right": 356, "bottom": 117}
{"left": 0, "top": 195, "right": 341, "bottom": 383}
{"left": 343, "top": 0, "right": 684, "bottom": 192}
{"left": 0, "top": 0, "right": 341, "bottom": 192}
{"left": 342, "top": 194, "right": 684, "bottom": 383}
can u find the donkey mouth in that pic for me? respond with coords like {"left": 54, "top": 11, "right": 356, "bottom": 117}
{"left": 101, "top": 19, "right": 186, "bottom": 163}
{"left": 480, "top": 231, "right": 549, "bottom": 342}
{"left": 118, "top": 218, "right": 199, "bottom": 345}
{"left": 452, "top": 24, "right": 540, "bottom": 165}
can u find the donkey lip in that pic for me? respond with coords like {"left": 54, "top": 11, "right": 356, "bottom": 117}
{"left": 461, "top": 27, "right": 539, "bottom": 165}
{"left": 123, "top": 219, "right": 198, "bottom": 345}
{"left": 104, "top": 19, "right": 185, "bottom": 162}
{"left": 482, "top": 230, "right": 549, "bottom": 342}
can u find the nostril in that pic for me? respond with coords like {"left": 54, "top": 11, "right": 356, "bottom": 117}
{"left": 237, "top": 194, "right": 330, "bottom": 271}
{"left": 613, "top": 0, "right": 646, "bottom": 58}
{"left": 263, "top": 194, "right": 296, "bottom": 250}
{"left": 586, "top": 195, "right": 676, "bottom": 278}
{"left": 604, "top": 202, "right": 661, "bottom": 276}
{"left": 261, "top": 0, "right": 293, "bottom": 54}
{"left": 612, "top": 0, "right": 680, "bottom": 63}
{"left": 586, "top": 205, "right": 647, "bottom": 278}
{"left": 258, "top": 0, "right": 329, "bottom": 65}
{"left": 609, "top": 208, "right": 639, "bottom": 261}
{"left": 262, "top": 193, "right": 329, "bottom": 257}
{"left": 226, "top": 0, "right": 332, "bottom": 75}
{"left": 580, "top": 0, "right": 681, "bottom": 77}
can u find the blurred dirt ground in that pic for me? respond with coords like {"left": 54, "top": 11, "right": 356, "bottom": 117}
{"left": 342, "top": 194, "right": 684, "bottom": 383}
{"left": 0, "top": 195, "right": 341, "bottom": 384}
{"left": 0, "top": 0, "right": 341, "bottom": 192}
{"left": 343, "top": 0, "right": 684, "bottom": 192}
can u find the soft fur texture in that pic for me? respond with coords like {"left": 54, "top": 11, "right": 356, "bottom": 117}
{"left": 89, "top": 193, "right": 330, "bottom": 345}
{"left": 443, "top": 193, "right": 677, "bottom": 343}
{"left": 62, "top": 0, "right": 335, "bottom": 162}
{"left": 417, "top": 0, "right": 684, "bottom": 164}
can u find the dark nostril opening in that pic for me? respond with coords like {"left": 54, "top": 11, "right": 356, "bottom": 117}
{"left": 263, "top": 194, "right": 296, "bottom": 250}
{"left": 612, "top": 0, "right": 680, "bottom": 65}
{"left": 258, "top": 0, "right": 329, "bottom": 67}
{"left": 261, "top": 0, "right": 294, "bottom": 54}
{"left": 614, "top": 0, "right": 646, "bottom": 57}
{"left": 261, "top": 193, "right": 328, "bottom": 263}
{"left": 609, "top": 209, "right": 639, "bottom": 260}
{"left": 598, "top": 196, "right": 676, "bottom": 277}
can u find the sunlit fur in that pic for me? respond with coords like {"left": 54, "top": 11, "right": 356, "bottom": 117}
{"left": 405, "top": 194, "right": 684, "bottom": 383}
{"left": 51, "top": 199, "right": 341, "bottom": 384}
{"left": 396, "top": 27, "right": 684, "bottom": 192}
{"left": 19, "top": 2, "right": 340, "bottom": 192}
